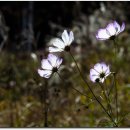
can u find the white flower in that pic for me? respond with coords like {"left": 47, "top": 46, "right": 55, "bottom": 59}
{"left": 38, "top": 54, "right": 63, "bottom": 78}
{"left": 49, "top": 30, "right": 74, "bottom": 52}
{"left": 90, "top": 63, "right": 111, "bottom": 83}
{"left": 96, "top": 21, "right": 125, "bottom": 40}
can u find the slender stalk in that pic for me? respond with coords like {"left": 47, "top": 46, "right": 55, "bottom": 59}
{"left": 56, "top": 72, "right": 94, "bottom": 101}
{"left": 69, "top": 51, "right": 118, "bottom": 127}
{"left": 108, "top": 75, "right": 115, "bottom": 96}
{"left": 113, "top": 40, "right": 117, "bottom": 60}
{"left": 113, "top": 40, "right": 118, "bottom": 123}
{"left": 43, "top": 80, "right": 48, "bottom": 127}
{"left": 98, "top": 83, "right": 108, "bottom": 101}
{"left": 104, "top": 80, "right": 114, "bottom": 118}
{"left": 113, "top": 73, "right": 118, "bottom": 123}
{"left": 98, "top": 83, "right": 113, "bottom": 117}
{"left": 104, "top": 79, "right": 109, "bottom": 96}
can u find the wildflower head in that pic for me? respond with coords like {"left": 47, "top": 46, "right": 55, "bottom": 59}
{"left": 49, "top": 30, "right": 74, "bottom": 53}
{"left": 64, "top": 45, "right": 70, "bottom": 52}
{"left": 38, "top": 54, "right": 63, "bottom": 78}
{"left": 90, "top": 63, "right": 111, "bottom": 83}
{"left": 52, "top": 67, "right": 58, "bottom": 73}
{"left": 96, "top": 21, "right": 125, "bottom": 40}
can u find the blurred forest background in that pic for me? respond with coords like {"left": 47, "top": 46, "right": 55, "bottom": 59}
{"left": 0, "top": 1, "right": 130, "bottom": 127}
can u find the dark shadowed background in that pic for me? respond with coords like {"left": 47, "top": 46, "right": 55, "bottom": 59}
{"left": 0, "top": 1, "right": 129, "bottom": 51}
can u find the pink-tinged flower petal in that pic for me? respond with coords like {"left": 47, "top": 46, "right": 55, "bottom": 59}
{"left": 96, "top": 29, "right": 110, "bottom": 40}
{"left": 56, "top": 58, "right": 63, "bottom": 68}
{"left": 100, "top": 63, "right": 108, "bottom": 72}
{"left": 106, "top": 23, "right": 116, "bottom": 36}
{"left": 49, "top": 47, "right": 63, "bottom": 52}
{"left": 94, "top": 63, "right": 102, "bottom": 73}
{"left": 105, "top": 66, "right": 110, "bottom": 75}
{"left": 52, "top": 38, "right": 65, "bottom": 49}
{"left": 68, "top": 31, "right": 74, "bottom": 45}
{"left": 47, "top": 54, "right": 58, "bottom": 67}
{"left": 41, "top": 59, "right": 52, "bottom": 70}
{"left": 120, "top": 22, "right": 125, "bottom": 33}
{"left": 113, "top": 21, "right": 121, "bottom": 35}
{"left": 90, "top": 69, "right": 99, "bottom": 82}
{"left": 38, "top": 69, "right": 52, "bottom": 78}
{"left": 90, "top": 68, "right": 99, "bottom": 76}
{"left": 47, "top": 54, "right": 62, "bottom": 68}
{"left": 62, "top": 30, "right": 69, "bottom": 45}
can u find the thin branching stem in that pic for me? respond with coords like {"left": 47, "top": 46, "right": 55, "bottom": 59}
{"left": 56, "top": 71, "right": 94, "bottom": 101}
{"left": 98, "top": 83, "right": 113, "bottom": 117}
{"left": 44, "top": 80, "right": 48, "bottom": 127}
{"left": 104, "top": 80, "right": 114, "bottom": 118}
{"left": 69, "top": 51, "right": 118, "bottom": 127}
{"left": 108, "top": 74, "right": 115, "bottom": 96}
{"left": 113, "top": 40, "right": 118, "bottom": 123}
{"left": 113, "top": 73, "right": 118, "bottom": 123}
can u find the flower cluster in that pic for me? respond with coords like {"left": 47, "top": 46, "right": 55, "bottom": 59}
{"left": 38, "top": 20, "right": 125, "bottom": 83}
{"left": 38, "top": 30, "right": 74, "bottom": 78}
{"left": 36, "top": 20, "right": 126, "bottom": 128}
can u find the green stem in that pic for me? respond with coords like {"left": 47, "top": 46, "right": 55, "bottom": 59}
{"left": 44, "top": 80, "right": 48, "bottom": 127}
{"left": 98, "top": 83, "right": 113, "bottom": 117}
{"left": 104, "top": 80, "right": 114, "bottom": 118}
{"left": 113, "top": 73, "right": 118, "bottom": 123}
{"left": 69, "top": 51, "right": 118, "bottom": 127}
{"left": 108, "top": 74, "right": 115, "bottom": 96}
{"left": 56, "top": 72, "right": 94, "bottom": 101}
{"left": 113, "top": 40, "right": 117, "bottom": 60}
{"left": 113, "top": 40, "right": 118, "bottom": 123}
